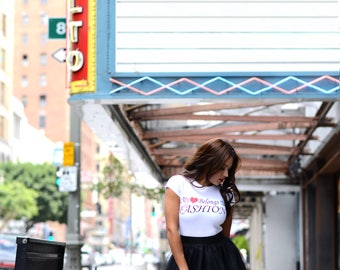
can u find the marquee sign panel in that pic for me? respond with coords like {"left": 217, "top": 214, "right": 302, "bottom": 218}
{"left": 115, "top": 0, "right": 340, "bottom": 74}
{"left": 67, "top": 0, "right": 340, "bottom": 100}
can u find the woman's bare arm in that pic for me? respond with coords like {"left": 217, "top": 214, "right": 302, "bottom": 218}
{"left": 221, "top": 206, "right": 234, "bottom": 238}
{"left": 164, "top": 188, "right": 189, "bottom": 270}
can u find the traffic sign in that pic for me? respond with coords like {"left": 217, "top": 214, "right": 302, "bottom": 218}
{"left": 48, "top": 18, "right": 66, "bottom": 39}
{"left": 63, "top": 142, "right": 75, "bottom": 166}
{"left": 52, "top": 48, "right": 66, "bottom": 63}
{"left": 58, "top": 166, "right": 77, "bottom": 192}
{"left": 53, "top": 147, "right": 63, "bottom": 166}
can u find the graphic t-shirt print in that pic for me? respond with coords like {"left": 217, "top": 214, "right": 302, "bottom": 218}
{"left": 180, "top": 196, "right": 226, "bottom": 215}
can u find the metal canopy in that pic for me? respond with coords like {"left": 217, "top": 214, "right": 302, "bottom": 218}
{"left": 105, "top": 101, "right": 335, "bottom": 179}
{"left": 93, "top": 100, "right": 339, "bottom": 218}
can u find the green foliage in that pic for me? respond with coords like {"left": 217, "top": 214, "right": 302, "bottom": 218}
{"left": 94, "top": 153, "right": 164, "bottom": 201}
{"left": 0, "top": 162, "right": 68, "bottom": 231}
{"left": 232, "top": 235, "right": 249, "bottom": 253}
{"left": 0, "top": 181, "right": 38, "bottom": 230}
{"left": 96, "top": 153, "right": 125, "bottom": 197}
{"left": 130, "top": 183, "right": 164, "bottom": 201}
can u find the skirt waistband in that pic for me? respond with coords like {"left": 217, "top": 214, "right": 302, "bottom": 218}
{"left": 180, "top": 232, "right": 225, "bottom": 245}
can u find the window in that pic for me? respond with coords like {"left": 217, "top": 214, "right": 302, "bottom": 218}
{"left": 0, "top": 116, "right": 4, "bottom": 138}
{"left": 21, "top": 76, "right": 28, "bottom": 87}
{"left": 39, "top": 94, "right": 46, "bottom": 107}
{"left": 40, "top": 53, "right": 47, "bottom": 66}
{"left": 22, "top": 54, "right": 28, "bottom": 66}
{"left": 39, "top": 115, "right": 46, "bottom": 129}
{"left": 13, "top": 113, "right": 21, "bottom": 139}
{"left": 40, "top": 12, "right": 48, "bottom": 25}
{"left": 22, "top": 33, "right": 28, "bottom": 45}
{"left": 40, "top": 33, "right": 47, "bottom": 45}
{"left": 23, "top": 0, "right": 28, "bottom": 4}
{"left": 39, "top": 74, "right": 47, "bottom": 87}
{"left": 0, "top": 82, "right": 5, "bottom": 105}
{"left": 41, "top": 0, "right": 47, "bottom": 4}
{"left": 1, "top": 13, "right": 6, "bottom": 37}
{"left": 22, "top": 13, "right": 28, "bottom": 24}
{"left": 0, "top": 48, "right": 5, "bottom": 71}
{"left": 21, "top": 95, "right": 27, "bottom": 107}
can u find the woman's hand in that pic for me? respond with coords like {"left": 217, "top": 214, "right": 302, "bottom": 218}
{"left": 164, "top": 188, "right": 189, "bottom": 270}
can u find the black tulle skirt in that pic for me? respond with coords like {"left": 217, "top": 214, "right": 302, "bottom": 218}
{"left": 165, "top": 232, "right": 246, "bottom": 270}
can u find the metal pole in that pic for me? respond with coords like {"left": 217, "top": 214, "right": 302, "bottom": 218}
{"left": 65, "top": 104, "right": 82, "bottom": 270}
{"left": 126, "top": 142, "right": 134, "bottom": 265}
{"left": 129, "top": 185, "right": 133, "bottom": 265}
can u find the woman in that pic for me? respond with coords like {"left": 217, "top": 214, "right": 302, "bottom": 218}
{"left": 164, "top": 138, "right": 246, "bottom": 270}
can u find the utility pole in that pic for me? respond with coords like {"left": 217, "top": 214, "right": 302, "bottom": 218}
{"left": 65, "top": 104, "right": 82, "bottom": 269}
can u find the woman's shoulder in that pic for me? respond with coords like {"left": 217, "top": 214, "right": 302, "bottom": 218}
{"left": 165, "top": 175, "right": 191, "bottom": 196}
{"left": 168, "top": 174, "right": 188, "bottom": 181}
{"left": 166, "top": 174, "right": 193, "bottom": 187}
{"left": 166, "top": 174, "right": 189, "bottom": 186}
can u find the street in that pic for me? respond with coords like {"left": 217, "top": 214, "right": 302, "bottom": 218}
{"left": 97, "top": 266, "right": 144, "bottom": 270}
{"left": 97, "top": 264, "right": 157, "bottom": 270}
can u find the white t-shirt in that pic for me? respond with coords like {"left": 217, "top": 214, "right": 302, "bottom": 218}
{"left": 166, "top": 175, "right": 230, "bottom": 237}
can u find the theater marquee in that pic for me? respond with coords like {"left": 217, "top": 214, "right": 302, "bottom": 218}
{"left": 67, "top": 0, "right": 339, "bottom": 100}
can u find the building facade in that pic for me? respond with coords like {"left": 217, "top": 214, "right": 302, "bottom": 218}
{"left": 1, "top": 0, "right": 100, "bottom": 239}
{"left": 0, "top": 0, "right": 15, "bottom": 163}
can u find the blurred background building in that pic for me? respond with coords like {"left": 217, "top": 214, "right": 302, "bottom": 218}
{"left": 0, "top": 0, "right": 162, "bottom": 260}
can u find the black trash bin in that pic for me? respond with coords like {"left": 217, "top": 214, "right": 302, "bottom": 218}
{"left": 15, "top": 237, "right": 65, "bottom": 270}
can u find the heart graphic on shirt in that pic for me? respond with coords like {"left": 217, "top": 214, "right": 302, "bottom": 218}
{"left": 190, "top": 197, "right": 198, "bottom": 203}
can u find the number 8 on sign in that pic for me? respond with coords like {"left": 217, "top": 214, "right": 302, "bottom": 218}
{"left": 56, "top": 21, "right": 66, "bottom": 36}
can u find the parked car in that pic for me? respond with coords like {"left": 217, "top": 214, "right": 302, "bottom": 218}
{"left": 0, "top": 234, "right": 17, "bottom": 270}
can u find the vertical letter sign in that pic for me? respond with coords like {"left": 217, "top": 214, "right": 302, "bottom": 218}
{"left": 67, "top": 0, "right": 96, "bottom": 94}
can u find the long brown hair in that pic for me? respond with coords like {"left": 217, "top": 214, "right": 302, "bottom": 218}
{"left": 182, "top": 138, "right": 241, "bottom": 216}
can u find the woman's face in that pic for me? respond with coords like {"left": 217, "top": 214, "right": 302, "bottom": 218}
{"left": 208, "top": 157, "right": 234, "bottom": 186}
